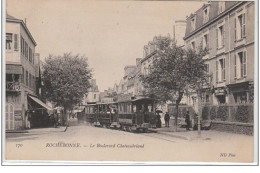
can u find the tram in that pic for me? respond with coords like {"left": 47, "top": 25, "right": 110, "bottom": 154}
{"left": 83, "top": 96, "right": 157, "bottom": 133}
{"left": 84, "top": 103, "right": 98, "bottom": 124}
{"left": 95, "top": 102, "right": 119, "bottom": 128}
{"left": 118, "top": 97, "right": 157, "bottom": 132}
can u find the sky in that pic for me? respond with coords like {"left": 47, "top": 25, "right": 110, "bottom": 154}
{"left": 6, "top": 0, "right": 205, "bottom": 91}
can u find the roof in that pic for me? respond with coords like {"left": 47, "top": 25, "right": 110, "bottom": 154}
{"left": 6, "top": 13, "right": 37, "bottom": 46}
{"left": 184, "top": 1, "right": 241, "bottom": 40}
{"left": 140, "top": 50, "right": 157, "bottom": 63}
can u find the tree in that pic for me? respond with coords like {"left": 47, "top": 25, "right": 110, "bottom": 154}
{"left": 141, "top": 39, "right": 209, "bottom": 133}
{"left": 42, "top": 53, "right": 92, "bottom": 122}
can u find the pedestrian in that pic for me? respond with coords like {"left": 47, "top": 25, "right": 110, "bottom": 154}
{"left": 164, "top": 112, "right": 170, "bottom": 127}
{"left": 185, "top": 111, "right": 191, "bottom": 130}
{"left": 156, "top": 112, "right": 162, "bottom": 128}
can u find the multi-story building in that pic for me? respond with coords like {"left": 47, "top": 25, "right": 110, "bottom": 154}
{"left": 173, "top": 20, "right": 187, "bottom": 47}
{"left": 6, "top": 14, "right": 50, "bottom": 130}
{"left": 82, "top": 79, "right": 100, "bottom": 104}
{"left": 184, "top": 1, "right": 254, "bottom": 106}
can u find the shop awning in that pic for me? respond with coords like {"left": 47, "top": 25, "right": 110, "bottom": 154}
{"left": 28, "top": 95, "right": 54, "bottom": 111}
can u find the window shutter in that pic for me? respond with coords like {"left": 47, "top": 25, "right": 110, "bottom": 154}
{"left": 223, "top": 26, "right": 225, "bottom": 47}
{"left": 21, "top": 67, "right": 24, "bottom": 84}
{"left": 207, "top": 34, "right": 210, "bottom": 50}
{"left": 216, "top": 28, "right": 218, "bottom": 49}
{"left": 216, "top": 60, "right": 218, "bottom": 82}
{"left": 20, "top": 37, "right": 23, "bottom": 53}
{"left": 14, "top": 34, "right": 18, "bottom": 51}
{"left": 223, "top": 58, "right": 226, "bottom": 80}
{"left": 234, "top": 54, "right": 237, "bottom": 79}
{"left": 242, "top": 13, "right": 246, "bottom": 37}
{"left": 243, "top": 51, "right": 247, "bottom": 76}
{"left": 234, "top": 18, "right": 236, "bottom": 41}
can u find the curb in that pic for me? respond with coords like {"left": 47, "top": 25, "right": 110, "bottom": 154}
{"left": 149, "top": 129, "right": 190, "bottom": 140}
{"left": 6, "top": 130, "right": 29, "bottom": 133}
{"left": 6, "top": 127, "right": 67, "bottom": 134}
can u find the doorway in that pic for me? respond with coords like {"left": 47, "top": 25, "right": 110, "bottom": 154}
{"left": 6, "top": 103, "right": 15, "bottom": 130}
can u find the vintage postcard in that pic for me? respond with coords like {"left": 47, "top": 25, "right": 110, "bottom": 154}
{"left": 2, "top": 0, "right": 258, "bottom": 165}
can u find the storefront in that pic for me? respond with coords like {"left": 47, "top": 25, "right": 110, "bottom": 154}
{"left": 27, "top": 95, "right": 54, "bottom": 128}
{"left": 227, "top": 81, "right": 254, "bottom": 104}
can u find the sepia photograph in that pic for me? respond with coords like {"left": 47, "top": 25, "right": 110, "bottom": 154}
{"left": 2, "top": 0, "right": 258, "bottom": 165}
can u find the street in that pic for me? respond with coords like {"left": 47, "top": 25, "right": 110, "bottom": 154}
{"left": 5, "top": 120, "right": 254, "bottom": 163}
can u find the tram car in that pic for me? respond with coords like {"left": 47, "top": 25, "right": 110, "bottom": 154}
{"left": 117, "top": 97, "right": 157, "bottom": 132}
{"left": 95, "top": 102, "right": 120, "bottom": 128}
{"left": 84, "top": 103, "right": 98, "bottom": 124}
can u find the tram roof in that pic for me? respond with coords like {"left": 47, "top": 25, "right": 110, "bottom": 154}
{"left": 117, "top": 97, "right": 155, "bottom": 103}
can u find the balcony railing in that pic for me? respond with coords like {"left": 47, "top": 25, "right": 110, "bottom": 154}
{"left": 6, "top": 81, "right": 21, "bottom": 91}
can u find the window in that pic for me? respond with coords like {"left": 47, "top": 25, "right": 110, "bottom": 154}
{"left": 14, "top": 34, "right": 18, "bottom": 51}
{"left": 233, "top": 92, "right": 247, "bottom": 103}
{"left": 218, "top": 1, "right": 225, "bottom": 14}
{"left": 205, "top": 63, "right": 210, "bottom": 83}
{"left": 191, "top": 17, "right": 196, "bottom": 31}
{"left": 203, "top": 34, "right": 209, "bottom": 50}
{"left": 216, "top": 58, "right": 226, "bottom": 82}
{"left": 234, "top": 51, "right": 247, "bottom": 79}
{"left": 191, "top": 41, "right": 195, "bottom": 50}
{"left": 26, "top": 71, "right": 29, "bottom": 86}
{"left": 21, "top": 37, "right": 24, "bottom": 54}
{"left": 235, "top": 13, "right": 246, "bottom": 41}
{"left": 203, "top": 8, "right": 209, "bottom": 23}
{"left": 202, "top": 92, "right": 210, "bottom": 103}
{"left": 32, "top": 53, "right": 34, "bottom": 64}
{"left": 94, "top": 94, "right": 96, "bottom": 99}
{"left": 29, "top": 48, "right": 32, "bottom": 62}
{"left": 25, "top": 42, "right": 28, "bottom": 59}
{"left": 217, "top": 95, "right": 226, "bottom": 104}
{"left": 21, "top": 67, "right": 24, "bottom": 84}
{"left": 6, "top": 33, "right": 12, "bottom": 50}
{"left": 216, "top": 25, "right": 225, "bottom": 49}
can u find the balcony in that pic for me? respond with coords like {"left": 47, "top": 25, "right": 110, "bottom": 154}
{"left": 6, "top": 81, "right": 21, "bottom": 92}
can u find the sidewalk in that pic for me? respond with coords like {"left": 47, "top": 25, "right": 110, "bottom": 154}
{"left": 6, "top": 126, "right": 67, "bottom": 134}
{"left": 149, "top": 125, "right": 253, "bottom": 141}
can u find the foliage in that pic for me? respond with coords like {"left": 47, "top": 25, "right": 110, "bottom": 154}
{"left": 202, "top": 106, "right": 209, "bottom": 120}
{"left": 217, "top": 106, "right": 228, "bottom": 121}
{"left": 42, "top": 53, "right": 92, "bottom": 110}
{"left": 235, "top": 105, "right": 249, "bottom": 123}
{"left": 210, "top": 107, "right": 216, "bottom": 120}
{"left": 140, "top": 38, "right": 210, "bottom": 129}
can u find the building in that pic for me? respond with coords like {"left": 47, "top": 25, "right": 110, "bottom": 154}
{"left": 6, "top": 14, "right": 51, "bottom": 130}
{"left": 141, "top": 35, "right": 170, "bottom": 77}
{"left": 173, "top": 20, "right": 187, "bottom": 47}
{"left": 182, "top": 1, "right": 254, "bottom": 134}
{"left": 82, "top": 79, "right": 100, "bottom": 104}
{"left": 184, "top": 1, "right": 254, "bottom": 106}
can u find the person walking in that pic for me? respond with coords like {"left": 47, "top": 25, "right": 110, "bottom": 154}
{"left": 164, "top": 112, "right": 170, "bottom": 127}
{"left": 185, "top": 111, "right": 191, "bottom": 130}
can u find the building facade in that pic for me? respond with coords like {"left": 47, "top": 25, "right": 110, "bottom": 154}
{"left": 184, "top": 1, "right": 254, "bottom": 106}
{"left": 173, "top": 20, "right": 187, "bottom": 47}
{"left": 82, "top": 79, "right": 100, "bottom": 104}
{"left": 6, "top": 14, "right": 42, "bottom": 130}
